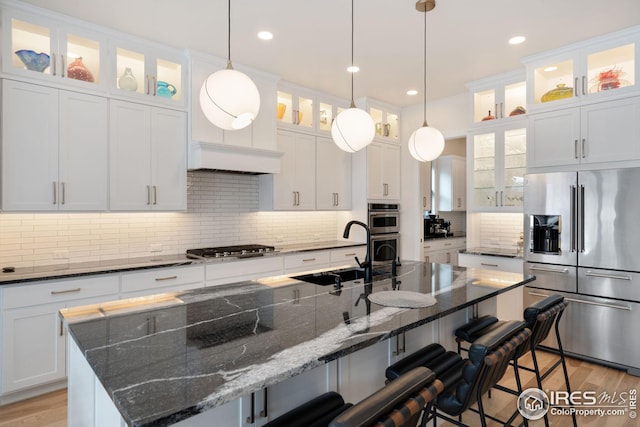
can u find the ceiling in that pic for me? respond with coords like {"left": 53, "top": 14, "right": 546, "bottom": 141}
{"left": 21, "top": 0, "right": 640, "bottom": 107}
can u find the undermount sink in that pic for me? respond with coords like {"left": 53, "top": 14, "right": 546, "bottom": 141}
{"left": 292, "top": 267, "right": 386, "bottom": 286}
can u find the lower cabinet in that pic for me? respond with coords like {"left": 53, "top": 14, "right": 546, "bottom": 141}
{"left": 423, "top": 237, "right": 466, "bottom": 266}
{"left": 205, "top": 256, "right": 284, "bottom": 287}
{"left": 0, "top": 275, "right": 119, "bottom": 402}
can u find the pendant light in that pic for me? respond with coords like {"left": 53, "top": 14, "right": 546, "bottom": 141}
{"left": 331, "top": 0, "right": 375, "bottom": 153}
{"left": 200, "top": 0, "right": 260, "bottom": 130}
{"left": 408, "top": 0, "right": 445, "bottom": 162}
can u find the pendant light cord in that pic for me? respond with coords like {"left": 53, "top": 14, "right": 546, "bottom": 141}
{"left": 350, "top": 0, "right": 355, "bottom": 107}
{"left": 422, "top": 7, "right": 428, "bottom": 127}
{"left": 226, "top": 0, "right": 232, "bottom": 68}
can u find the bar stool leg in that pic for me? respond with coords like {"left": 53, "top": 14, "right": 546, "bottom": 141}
{"left": 555, "top": 315, "right": 578, "bottom": 427}
{"left": 530, "top": 346, "right": 550, "bottom": 427}
{"left": 512, "top": 358, "right": 529, "bottom": 427}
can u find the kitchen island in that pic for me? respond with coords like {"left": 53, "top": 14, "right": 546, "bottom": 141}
{"left": 62, "top": 261, "right": 534, "bottom": 427}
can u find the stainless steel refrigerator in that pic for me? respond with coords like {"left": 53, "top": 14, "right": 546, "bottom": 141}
{"left": 523, "top": 168, "right": 640, "bottom": 376}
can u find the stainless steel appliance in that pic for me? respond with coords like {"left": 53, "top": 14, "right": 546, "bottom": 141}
{"left": 424, "top": 214, "right": 452, "bottom": 238}
{"left": 524, "top": 169, "right": 640, "bottom": 375}
{"left": 186, "top": 244, "right": 276, "bottom": 259}
{"left": 368, "top": 203, "right": 400, "bottom": 234}
{"left": 368, "top": 203, "right": 400, "bottom": 264}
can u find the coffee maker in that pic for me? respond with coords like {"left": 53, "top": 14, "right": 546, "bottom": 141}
{"left": 424, "top": 214, "right": 451, "bottom": 238}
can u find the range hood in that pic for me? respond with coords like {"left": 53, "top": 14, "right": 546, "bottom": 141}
{"left": 188, "top": 141, "right": 283, "bottom": 174}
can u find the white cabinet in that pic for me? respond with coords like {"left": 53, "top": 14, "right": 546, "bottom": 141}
{"left": 527, "top": 96, "right": 640, "bottom": 168}
{"left": 2, "top": 7, "right": 108, "bottom": 92}
{"left": 0, "top": 275, "right": 119, "bottom": 397}
{"left": 120, "top": 265, "right": 204, "bottom": 298}
{"left": 329, "top": 246, "right": 367, "bottom": 268}
{"left": 337, "top": 339, "right": 389, "bottom": 403}
{"left": 356, "top": 97, "right": 400, "bottom": 142}
{"left": 457, "top": 253, "right": 523, "bottom": 273}
{"left": 468, "top": 121, "right": 526, "bottom": 211}
{"left": 276, "top": 84, "right": 316, "bottom": 131}
{"left": 109, "top": 99, "right": 186, "bottom": 211}
{"left": 109, "top": 36, "right": 186, "bottom": 108}
{"left": 423, "top": 237, "right": 466, "bottom": 266}
{"left": 523, "top": 26, "right": 638, "bottom": 111}
{"left": 467, "top": 70, "right": 526, "bottom": 124}
{"left": 436, "top": 155, "right": 466, "bottom": 212}
{"left": 367, "top": 141, "right": 401, "bottom": 201}
{"left": 283, "top": 250, "right": 331, "bottom": 274}
{"left": 205, "top": 257, "right": 284, "bottom": 287}
{"left": 420, "top": 161, "right": 432, "bottom": 211}
{"left": 316, "top": 136, "right": 352, "bottom": 210}
{"left": 1, "top": 79, "right": 108, "bottom": 211}
{"left": 259, "top": 130, "right": 316, "bottom": 210}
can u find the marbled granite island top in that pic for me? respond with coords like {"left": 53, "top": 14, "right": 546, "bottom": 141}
{"left": 62, "top": 261, "right": 534, "bottom": 427}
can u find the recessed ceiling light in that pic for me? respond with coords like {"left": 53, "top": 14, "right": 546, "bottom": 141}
{"left": 407, "top": 90, "right": 418, "bottom": 96}
{"left": 508, "top": 36, "right": 526, "bottom": 45}
{"left": 257, "top": 31, "right": 273, "bottom": 40}
{"left": 544, "top": 66, "right": 558, "bottom": 72}
{"left": 347, "top": 66, "right": 360, "bottom": 73}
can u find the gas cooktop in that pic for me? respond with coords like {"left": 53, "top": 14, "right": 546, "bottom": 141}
{"left": 186, "top": 244, "right": 276, "bottom": 259}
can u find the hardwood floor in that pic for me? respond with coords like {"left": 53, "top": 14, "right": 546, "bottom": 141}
{"left": 0, "top": 351, "right": 636, "bottom": 427}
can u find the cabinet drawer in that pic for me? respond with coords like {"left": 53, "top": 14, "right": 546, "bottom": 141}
{"left": 423, "top": 238, "right": 466, "bottom": 253}
{"left": 458, "top": 253, "right": 523, "bottom": 273}
{"left": 2, "top": 275, "right": 120, "bottom": 309}
{"left": 205, "top": 256, "right": 284, "bottom": 287}
{"left": 330, "top": 246, "right": 366, "bottom": 266}
{"left": 121, "top": 265, "right": 204, "bottom": 293}
{"left": 284, "top": 250, "right": 331, "bottom": 274}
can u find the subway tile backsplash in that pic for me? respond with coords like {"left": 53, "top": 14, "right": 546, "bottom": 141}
{"left": 477, "top": 212, "right": 524, "bottom": 250}
{"left": 0, "top": 171, "right": 340, "bottom": 268}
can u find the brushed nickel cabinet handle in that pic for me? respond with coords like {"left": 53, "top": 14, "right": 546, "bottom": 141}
{"left": 61, "top": 182, "right": 66, "bottom": 205}
{"left": 152, "top": 75, "right": 157, "bottom": 96}
{"left": 61, "top": 54, "right": 65, "bottom": 78}
{"left": 344, "top": 253, "right": 356, "bottom": 257}
{"left": 575, "top": 139, "right": 579, "bottom": 159}
{"left": 155, "top": 276, "right": 178, "bottom": 281}
{"left": 51, "top": 288, "right": 81, "bottom": 295}
{"left": 146, "top": 75, "right": 151, "bottom": 95}
{"left": 302, "top": 258, "right": 317, "bottom": 262}
{"left": 147, "top": 185, "right": 151, "bottom": 205}
{"left": 52, "top": 52, "right": 57, "bottom": 76}
{"left": 582, "top": 76, "right": 586, "bottom": 95}
{"left": 53, "top": 181, "right": 57, "bottom": 205}
{"left": 259, "top": 388, "right": 268, "bottom": 418}
{"left": 60, "top": 319, "right": 64, "bottom": 337}
{"left": 574, "top": 77, "right": 579, "bottom": 97}
{"left": 581, "top": 138, "right": 586, "bottom": 159}
{"left": 153, "top": 185, "right": 157, "bottom": 205}
{"left": 480, "top": 262, "right": 498, "bottom": 267}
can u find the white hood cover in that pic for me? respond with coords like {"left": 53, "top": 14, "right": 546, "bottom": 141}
{"left": 188, "top": 142, "right": 283, "bottom": 174}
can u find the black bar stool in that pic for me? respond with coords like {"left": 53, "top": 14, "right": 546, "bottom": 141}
{"left": 424, "top": 321, "right": 532, "bottom": 427}
{"left": 454, "top": 294, "right": 577, "bottom": 427}
{"left": 263, "top": 391, "right": 352, "bottom": 427}
{"left": 330, "top": 366, "right": 443, "bottom": 427}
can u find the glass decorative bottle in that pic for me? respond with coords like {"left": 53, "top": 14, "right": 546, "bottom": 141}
{"left": 118, "top": 67, "right": 138, "bottom": 91}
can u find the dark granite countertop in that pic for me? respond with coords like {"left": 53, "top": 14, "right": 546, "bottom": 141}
{"left": 460, "top": 247, "right": 523, "bottom": 258}
{"left": 423, "top": 233, "right": 467, "bottom": 241}
{"left": 62, "top": 261, "right": 534, "bottom": 427}
{"left": 0, "top": 240, "right": 366, "bottom": 286}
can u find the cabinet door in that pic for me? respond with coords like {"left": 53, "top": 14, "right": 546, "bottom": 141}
{"left": 382, "top": 144, "right": 401, "bottom": 200}
{"left": 367, "top": 143, "right": 384, "bottom": 199}
{"left": 338, "top": 339, "right": 389, "bottom": 403}
{"left": 527, "top": 108, "right": 581, "bottom": 168}
{"left": 420, "top": 161, "right": 432, "bottom": 211}
{"left": 151, "top": 108, "right": 187, "bottom": 210}
{"left": 109, "top": 100, "right": 152, "bottom": 210}
{"left": 293, "top": 134, "right": 316, "bottom": 210}
{"left": 452, "top": 157, "right": 466, "bottom": 211}
{"left": 1, "top": 80, "right": 58, "bottom": 211}
{"left": 581, "top": 97, "right": 640, "bottom": 164}
{"left": 59, "top": 91, "right": 108, "bottom": 211}
{"left": 316, "top": 136, "right": 352, "bottom": 210}
{"left": 1, "top": 303, "right": 65, "bottom": 393}
{"left": 273, "top": 130, "right": 315, "bottom": 210}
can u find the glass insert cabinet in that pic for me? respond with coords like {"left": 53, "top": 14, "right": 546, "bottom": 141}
{"left": 468, "top": 121, "right": 526, "bottom": 212}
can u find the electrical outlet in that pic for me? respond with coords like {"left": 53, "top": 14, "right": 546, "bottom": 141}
{"left": 53, "top": 249, "right": 69, "bottom": 259}
{"left": 150, "top": 244, "right": 163, "bottom": 253}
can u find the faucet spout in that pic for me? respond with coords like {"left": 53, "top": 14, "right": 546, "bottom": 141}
{"left": 343, "top": 220, "right": 372, "bottom": 284}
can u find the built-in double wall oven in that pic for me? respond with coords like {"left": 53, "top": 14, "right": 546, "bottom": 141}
{"left": 368, "top": 203, "right": 400, "bottom": 264}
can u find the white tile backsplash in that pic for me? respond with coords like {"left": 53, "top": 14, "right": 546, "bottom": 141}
{"left": 0, "top": 171, "right": 341, "bottom": 268}
{"left": 477, "top": 212, "right": 524, "bottom": 250}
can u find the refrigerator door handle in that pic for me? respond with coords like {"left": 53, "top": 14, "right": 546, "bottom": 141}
{"left": 585, "top": 271, "right": 632, "bottom": 281}
{"left": 570, "top": 185, "right": 577, "bottom": 252}
{"left": 579, "top": 184, "right": 585, "bottom": 252}
{"left": 529, "top": 265, "right": 570, "bottom": 274}
{"left": 564, "top": 296, "right": 632, "bottom": 311}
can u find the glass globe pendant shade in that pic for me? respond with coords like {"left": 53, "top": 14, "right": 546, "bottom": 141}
{"left": 199, "top": 68, "right": 260, "bottom": 130}
{"left": 331, "top": 107, "right": 375, "bottom": 153}
{"left": 408, "top": 125, "right": 445, "bottom": 162}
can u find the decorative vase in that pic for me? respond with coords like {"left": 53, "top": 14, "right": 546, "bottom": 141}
{"left": 481, "top": 110, "right": 495, "bottom": 121}
{"left": 156, "top": 81, "right": 177, "bottom": 98}
{"left": 118, "top": 67, "right": 138, "bottom": 91}
{"left": 67, "top": 57, "right": 94, "bottom": 82}
{"left": 541, "top": 83, "right": 573, "bottom": 102}
{"left": 277, "top": 102, "right": 286, "bottom": 120}
{"left": 14, "top": 50, "right": 50, "bottom": 72}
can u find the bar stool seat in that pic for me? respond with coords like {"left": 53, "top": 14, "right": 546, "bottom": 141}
{"left": 263, "top": 391, "right": 352, "bottom": 427}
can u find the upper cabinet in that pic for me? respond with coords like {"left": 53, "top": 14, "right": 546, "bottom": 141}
{"left": 316, "top": 136, "right": 352, "bottom": 210}
{"left": 436, "top": 155, "right": 466, "bottom": 212}
{"left": 356, "top": 97, "right": 400, "bottom": 142}
{"left": 109, "top": 37, "right": 187, "bottom": 108}
{"left": 367, "top": 141, "right": 401, "bottom": 201}
{"left": 522, "top": 26, "right": 639, "bottom": 112}
{"left": 3, "top": 7, "right": 108, "bottom": 91}
{"left": 468, "top": 120, "right": 526, "bottom": 212}
{"left": 420, "top": 161, "right": 432, "bottom": 212}
{"left": 276, "top": 82, "right": 349, "bottom": 135}
{"left": 466, "top": 70, "right": 526, "bottom": 125}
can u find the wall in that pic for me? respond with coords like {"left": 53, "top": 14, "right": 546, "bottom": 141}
{"left": 0, "top": 171, "right": 341, "bottom": 268}
{"left": 467, "top": 212, "right": 523, "bottom": 250}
